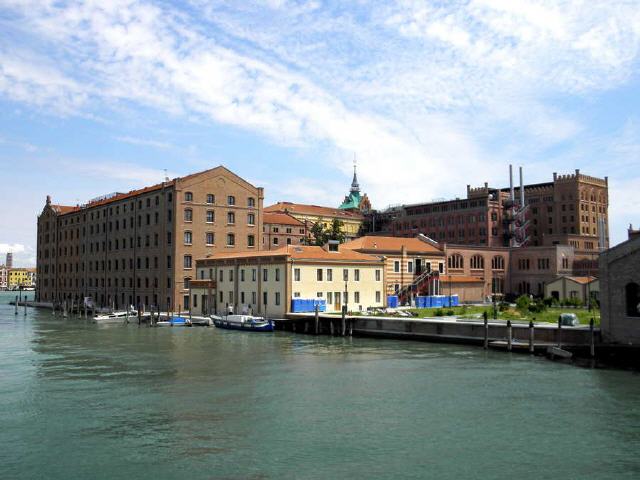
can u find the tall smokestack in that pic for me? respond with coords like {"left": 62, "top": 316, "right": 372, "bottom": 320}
{"left": 519, "top": 166, "right": 525, "bottom": 208}
{"left": 509, "top": 165, "right": 514, "bottom": 202}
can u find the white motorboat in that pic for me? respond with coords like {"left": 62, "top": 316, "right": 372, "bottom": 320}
{"left": 92, "top": 311, "right": 134, "bottom": 323}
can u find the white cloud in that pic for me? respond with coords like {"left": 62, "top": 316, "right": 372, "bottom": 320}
{"left": 115, "top": 136, "right": 172, "bottom": 149}
{"left": 0, "top": 243, "right": 26, "bottom": 254}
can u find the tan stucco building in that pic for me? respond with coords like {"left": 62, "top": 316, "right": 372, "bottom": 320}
{"left": 192, "top": 244, "right": 385, "bottom": 317}
{"left": 544, "top": 276, "right": 599, "bottom": 304}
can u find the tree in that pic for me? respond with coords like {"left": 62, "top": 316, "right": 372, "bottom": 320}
{"left": 328, "top": 219, "right": 346, "bottom": 243}
{"left": 307, "top": 218, "right": 346, "bottom": 246}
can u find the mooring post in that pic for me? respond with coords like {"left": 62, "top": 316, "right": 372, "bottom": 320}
{"left": 529, "top": 320, "right": 535, "bottom": 353}
{"left": 557, "top": 316, "right": 563, "bottom": 349}
{"left": 349, "top": 317, "right": 353, "bottom": 336}
{"left": 24, "top": 299, "right": 27, "bottom": 316}
{"left": 341, "top": 306, "right": 346, "bottom": 336}
{"left": 14, "top": 296, "right": 18, "bottom": 315}
{"left": 314, "top": 304, "right": 319, "bottom": 335}
{"left": 329, "top": 319, "right": 334, "bottom": 336}
{"left": 483, "top": 313, "right": 489, "bottom": 349}
{"left": 590, "top": 318, "right": 595, "bottom": 358}
{"left": 507, "top": 320, "right": 512, "bottom": 352}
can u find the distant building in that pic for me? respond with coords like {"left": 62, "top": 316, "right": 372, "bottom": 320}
{"left": 262, "top": 212, "right": 308, "bottom": 250}
{"left": 544, "top": 276, "right": 599, "bottom": 304}
{"left": 264, "top": 202, "right": 364, "bottom": 241}
{"left": 599, "top": 234, "right": 640, "bottom": 345}
{"left": 6, "top": 252, "right": 12, "bottom": 269}
{"left": 0, "top": 265, "right": 7, "bottom": 290}
{"left": 339, "top": 163, "right": 371, "bottom": 213}
{"left": 629, "top": 224, "right": 640, "bottom": 241}
{"left": 8, "top": 268, "right": 36, "bottom": 288}
{"left": 368, "top": 170, "right": 609, "bottom": 259}
{"left": 191, "top": 244, "right": 385, "bottom": 317}
{"left": 36, "top": 166, "right": 263, "bottom": 310}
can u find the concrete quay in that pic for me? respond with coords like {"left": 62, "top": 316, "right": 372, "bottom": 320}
{"left": 281, "top": 313, "right": 599, "bottom": 350}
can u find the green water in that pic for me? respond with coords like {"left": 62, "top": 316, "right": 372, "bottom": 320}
{"left": 1, "top": 292, "right": 639, "bottom": 479}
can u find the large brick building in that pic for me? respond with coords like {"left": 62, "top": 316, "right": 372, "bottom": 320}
{"left": 369, "top": 170, "right": 609, "bottom": 258}
{"left": 262, "top": 212, "right": 308, "bottom": 250}
{"left": 36, "top": 166, "right": 263, "bottom": 311}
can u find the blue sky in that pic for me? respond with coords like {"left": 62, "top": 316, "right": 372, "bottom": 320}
{"left": 1, "top": 0, "right": 639, "bottom": 266}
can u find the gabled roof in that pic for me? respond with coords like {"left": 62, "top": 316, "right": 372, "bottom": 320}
{"left": 549, "top": 275, "right": 598, "bottom": 285}
{"left": 263, "top": 212, "right": 305, "bottom": 227}
{"left": 265, "top": 202, "right": 364, "bottom": 220}
{"left": 343, "top": 235, "right": 443, "bottom": 254}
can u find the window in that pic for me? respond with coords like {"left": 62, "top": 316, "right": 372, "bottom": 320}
{"left": 248, "top": 197, "right": 255, "bottom": 207}
{"left": 470, "top": 255, "right": 484, "bottom": 270}
{"left": 343, "top": 269, "right": 349, "bottom": 281}
{"left": 491, "top": 256, "right": 505, "bottom": 270}
{"left": 375, "top": 269, "right": 381, "bottom": 281}
{"left": 184, "top": 277, "right": 191, "bottom": 289}
{"left": 376, "top": 291, "right": 381, "bottom": 303}
{"left": 229, "top": 269, "right": 234, "bottom": 282}
{"left": 354, "top": 269, "right": 360, "bottom": 281}
{"left": 263, "top": 269, "right": 268, "bottom": 281}
{"left": 273, "top": 238, "right": 279, "bottom": 246}
{"left": 354, "top": 292, "right": 360, "bottom": 303}
{"left": 184, "top": 231, "right": 192, "bottom": 244}
{"left": 247, "top": 235, "right": 255, "bottom": 247}
{"left": 275, "top": 292, "right": 281, "bottom": 306}
{"left": 227, "top": 233, "right": 235, "bottom": 246}
{"left": 183, "top": 255, "right": 192, "bottom": 269}
{"left": 206, "top": 232, "right": 214, "bottom": 245}
{"left": 219, "top": 270, "right": 224, "bottom": 282}
{"left": 184, "top": 209, "right": 193, "bottom": 222}
{"left": 275, "top": 268, "right": 280, "bottom": 281}
{"left": 294, "top": 268, "right": 301, "bottom": 281}
{"left": 247, "top": 213, "right": 255, "bottom": 225}
{"left": 327, "top": 269, "right": 333, "bottom": 281}
{"left": 448, "top": 254, "right": 464, "bottom": 269}
{"left": 227, "top": 212, "right": 235, "bottom": 224}
{"left": 394, "top": 261, "right": 400, "bottom": 273}
{"left": 206, "top": 210, "right": 214, "bottom": 223}
{"left": 206, "top": 194, "right": 215, "bottom": 204}
{"left": 227, "top": 195, "right": 235, "bottom": 205}
{"left": 327, "top": 292, "right": 333, "bottom": 304}
{"left": 626, "top": 283, "right": 640, "bottom": 317}
{"left": 317, "top": 269, "right": 323, "bottom": 281}
{"left": 185, "top": 192, "right": 193, "bottom": 202}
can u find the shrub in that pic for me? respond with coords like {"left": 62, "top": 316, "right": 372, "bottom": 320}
{"left": 445, "top": 309, "right": 454, "bottom": 316}
{"left": 516, "top": 295, "right": 531, "bottom": 311}
{"left": 435, "top": 309, "right": 444, "bottom": 317}
{"left": 528, "top": 301, "right": 546, "bottom": 313}
{"left": 498, "top": 302, "right": 510, "bottom": 312}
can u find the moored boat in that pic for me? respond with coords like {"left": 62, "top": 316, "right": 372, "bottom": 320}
{"left": 93, "top": 311, "right": 134, "bottom": 323}
{"left": 212, "top": 314, "right": 274, "bottom": 332}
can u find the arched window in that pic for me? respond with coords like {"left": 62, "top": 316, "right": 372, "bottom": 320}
{"left": 491, "top": 255, "right": 505, "bottom": 270}
{"left": 248, "top": 197, "right": 256, "bottom": 207}
{"left": 184, "top": 208, "right": 193, "bottom": 222}
{"left": 227, "top": 233, "right": 235, "bottom": 246}
{"left": 626, "top": 283, "right": 640, "bottom": 317}
{"left": 448, "top": 254, "right": 463, "bottom": 269}
{"left": 470, "top": 255, "right": 484, "bottom": 270}
{"left": 247, "top": 213, "right": 255, "bottom": 225}
{"left": 184, "top": 192, "right": 193, "bottom": 202}
{"left": 183, "top": 255, "right": 192, "bottom": 269}
{"left": 184, "top": 231, "right": 192, "bottom": 244}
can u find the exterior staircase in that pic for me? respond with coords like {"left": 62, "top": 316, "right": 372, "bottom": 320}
{"left": 396, "top": 270, "right": 440, "bottom": 305}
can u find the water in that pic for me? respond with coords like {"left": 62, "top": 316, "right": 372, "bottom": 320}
{"left": 1, "top": 292, "right": 639, "bottom": 479}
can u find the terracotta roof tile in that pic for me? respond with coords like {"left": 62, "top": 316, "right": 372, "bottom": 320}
{"left": 263, "top": 212, "right": 305, "bottom": 226}
{"left": 565, "top": 276, "right": 598, "bottom": 284}
{"left": 197, "top": 245, "right": 383, "bottom": 264}
{"left": 343, "top": 236, "right": 443, "bottom": 254}
{"left": 265, "top": 202, "right": 364, "bottom": 220}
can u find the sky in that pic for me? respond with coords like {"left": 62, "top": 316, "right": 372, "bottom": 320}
{"left": 1, "top": 0, "right": 639, "bottom": 267}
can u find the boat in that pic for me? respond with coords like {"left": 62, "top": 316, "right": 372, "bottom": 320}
{"left": 154, "top": 316, "right": 191, "bottom": 327}
{"left": 212, "top": 314, "right": 274, "bottom": 332}
{"left": 92, "top": 311, "right": 134, "bottom": 323}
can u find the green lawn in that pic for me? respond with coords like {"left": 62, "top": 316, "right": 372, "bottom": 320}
{"left": 407, "top": 305, "right": 600, "bottom": 326}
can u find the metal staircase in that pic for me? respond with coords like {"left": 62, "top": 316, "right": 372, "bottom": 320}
{"left": 396, "top": 270, "right": 440, "bottom": 305}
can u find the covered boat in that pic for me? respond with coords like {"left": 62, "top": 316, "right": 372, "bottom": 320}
{"left": 212, "top": 314, "right": 274, "bottom": 332}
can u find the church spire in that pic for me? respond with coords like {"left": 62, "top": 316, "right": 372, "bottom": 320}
{"left": 350, "top": 157, "right": 360, "bottom": 193}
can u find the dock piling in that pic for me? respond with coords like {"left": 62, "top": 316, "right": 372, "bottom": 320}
{"left": 24, "top": 300, "right": 27, "bottom": 316}
{"left": 15, "top": 296, "right": 18, "bottom": 315}
{"left": 341, "top": 306, "right": 347, "bottom": 337}
{"left": 529, "top": 320, "right": 535, "bottom": 353}
{"left": 329, "top": 319, "right": 334, "bottom": 336}
{"left": 590, "top": 318, "right": 595, "bottom": 358}
{"left": 483, "top": 313, "right": 488, "bottom": 349}
{"left": 314, "top": 305, "right": 319, "bottom": 335}
{"left": 557, "top": 316, "right": 563, "bottom": 349}
{"left": 507, "top": 320, "right": 512, "bottom": 352}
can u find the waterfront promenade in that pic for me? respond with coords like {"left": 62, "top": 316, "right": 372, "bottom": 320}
{"left": 1, "top": 292, "right": 640, "bottom": 479}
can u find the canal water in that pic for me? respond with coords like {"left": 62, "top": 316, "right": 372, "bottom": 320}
{"left": 1, "top": 292, "right": 639, "bottom": 479}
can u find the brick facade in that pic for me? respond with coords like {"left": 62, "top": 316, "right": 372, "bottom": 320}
{"left": 36, "top": 166, "right": 263, "bottom": 310}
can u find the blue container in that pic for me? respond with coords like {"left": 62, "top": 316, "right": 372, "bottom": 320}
{"left": 431, "top": 296, "right": 443, "bottom": 308}
{"left": 387, "top": 295, "right": 398, "bottom": 308}
{"left": 451, "top": 295, "right": 459, "bottom": 307}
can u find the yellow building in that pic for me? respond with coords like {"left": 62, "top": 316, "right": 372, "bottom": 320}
{"left": 191, "top": 243, "right": 385, "bottom": 317}
{"left": 264, "top": 202, "right": 364, "bottom": 241}
{"left": 8, "top": 268, "right": 36, "bottom": 288}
